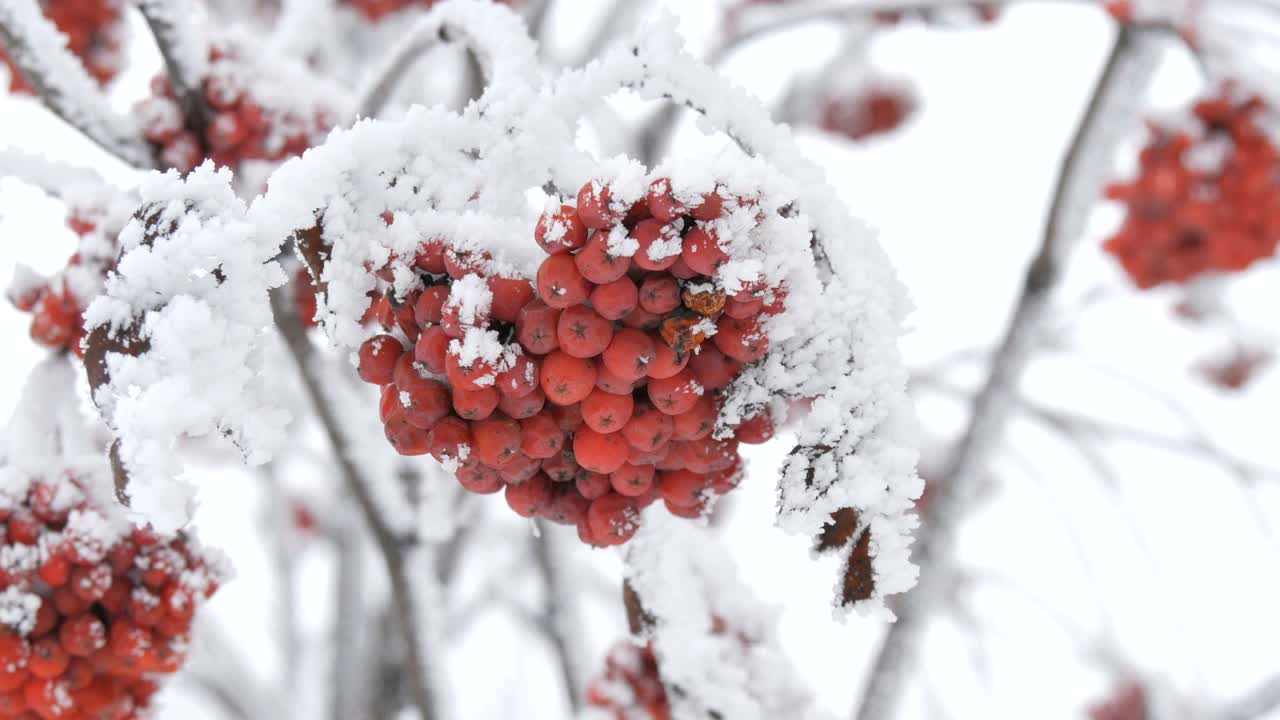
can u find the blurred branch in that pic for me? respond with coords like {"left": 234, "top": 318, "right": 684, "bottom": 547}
{"left": 0, "top": 0, "right": 153, "bottom": 167}
{"left": 331, "top": 503, "right": 366, "bottom": 720}
{"left": 355, "top": 14, "right": 496, "bottom": 118}
{"left": 531, "top": 523, "right": 583, "bottom": 714}
{"left": 133, "top": 0, "right": 211, "bottom": 135}
{"left": 0, "top": 147, "right": 112, "bottom": 198}
{"left": 1221, "top": 674, "right": 1280, "bottom": 720}
{"left": 854, "top": 27, "right": 1138, "bottom": 720}
{"left": 270, "top": 288, "right": 441, "bottom": 720}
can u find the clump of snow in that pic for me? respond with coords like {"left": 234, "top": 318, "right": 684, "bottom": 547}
{"left": 85, "top": 164, "right": 290, "bottom": 532}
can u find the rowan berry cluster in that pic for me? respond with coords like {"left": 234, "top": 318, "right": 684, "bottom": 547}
{"left": 1103, "top": 88, "right": 1280, "bottom": 288}
{"left": 0, "top": 469, "right": 223, "bottom": 719}
{"left": 135, "top": 50, "right": 334, "bottom": 173}
{"left": 585, "top": 641, "right": 668, "bottom": 720}
{"left": 1, "top": 0, "right": 124, "bottom": 93}
{"left": 356, "top": 177, "right": 783, "bottom": 546}
{"left": 819, "top": 87, "right": 916, "bottom": 142}
{"left": 6, "top": 208, "right": 118, "bottom": 357}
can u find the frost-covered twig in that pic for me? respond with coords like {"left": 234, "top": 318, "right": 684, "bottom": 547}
{"left": 853, "top": 28, "right": 1141, "bottom": 720}
{"left": 0, "top": 0, "right": 152, "bottom": 167}
{"left": 133, "top": 0, "right": 211, "bottom": 134}
{"left": 623, "top": 510, "right": 831, "bottom": 720}
{"left": 270, "top": 287, "right": 441, "bottom": 720}
{"left": 354, "top": 0, "right": 540, "bottom": 118}
{"left": 0, "top": 147, "right": 112, "bottom": 199}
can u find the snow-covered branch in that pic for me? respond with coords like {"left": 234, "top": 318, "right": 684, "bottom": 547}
{"left": 133, "top": 0, "right": 211, "bottom": 132}
{"left": 0, "top": 0, "right": 152, "bottom": 167}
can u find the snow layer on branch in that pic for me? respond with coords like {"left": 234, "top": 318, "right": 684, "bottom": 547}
{"left": 0, "top": 0, "right": 149, "bottom": 166}
{"left": 85, "top": 164, "right": 289, "bottom": 531}
{"left": 624, "top": 511, "right": 832, "bottom": 720}
{"left": 134, "top": 0, "right": 210, "bottom": 88}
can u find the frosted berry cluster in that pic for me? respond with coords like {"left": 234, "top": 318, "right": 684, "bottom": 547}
{"left": 585, "top": 641, "right": 668, "bottom": 720}
{"left": 819, "top": 86, "right": 915, "bottom": 142}
{"left": 0, "top": 0, "right": 124, "bottom": 93}
{"left": 135, "top": 50, "right": 334, "bottom": 173}
{"left": 357, "top": 177, "right": 783, "bottom": 546}
{"left": 6, "top": 207, "right": 119, "bottom": 358}
{"left": 0, "top": 469, "right": 223, "bottom": 719}
{"left": 1104, "top": 88, "right": 1280, "bottom": 288}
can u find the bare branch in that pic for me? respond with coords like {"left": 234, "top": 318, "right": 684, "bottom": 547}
{"left": 531, "top": 523, "right": 583, "bottom": 714}
{"left": 1221, "top": 674, "right": 1280, "bottom": 720}
{"left": 0, "top": 147, "right": 111, "bottom": 199}
{"left": 269, "top": 287, "right": 441, "bottom": 720}
{"left": 0, "top": 0, "right": 152, "bottom": 167}
{"left": 854, "top": 27, "right": 1141, "bottom": 720}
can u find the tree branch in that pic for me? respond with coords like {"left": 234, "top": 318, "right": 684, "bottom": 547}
{"left": 269, "top": 288, "right": 441, "bottom": 720}
{"left": 133, "top": 0, "right": 211, "bottom": 135}
{"left": 0, "top": 0, "right": 153, "bottom": 167}
{"left": 530, "top": 523, "right": 582, "bottom": 714}
{"left": 853, "top": 27, "right": 1138, "bottom": 720}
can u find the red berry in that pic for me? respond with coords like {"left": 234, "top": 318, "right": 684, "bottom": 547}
{"left": 471, "top": 417, "right": 522, "bottom": 467}
{"left": 385, "top": 417, "right": 432, "bottom": 456}
{"left": 557, "top": 305, "right": 614, "bottom": 358}
{"left": 574, "top": 232, "right": 631, "bottom": 284}
{"left": 690, "top": 191, "right": 724, "bottom": 221}
{"left": 400, "top": 376, "right": 452, "bottom": 429}
{"left": 415, "top": 239, "right": 448, "bottom": 274}
{"left": 0, "top": 632, "right": 30, "bottom": 672}
{"left": 27, "top": 639, "right": 68, "bottom": 680}
{"left": 595, "top": 364, "right": 637, "bottom": 395}
{"left": 59, "top": 616, "right": 106, "bottom": 658}
{"left": 621, "top": 307, "right": 661, "bottom": 331}
{"left": 413, "top": 285, "right": 449, "bottom": 326}
{"left": 488, "top": 276, "right": 536, "bottom": 323}
{"left": 445, "top": 351, "right": 497, "bottom": 392}
{"left": 414, "top": 325, "right": 450, "bottom": 374}
{"left": 610, "top": 464, "right": 655, "bottom": 497}
{"left": 69, "top": 564, "right": 111, "bottom": 602}
{"left": 577, "top": 182, "right": 622, "bottom": 230}
{"left": 37, "top": 555, "right": 70, "bottom": 587}
{"left": 550, "top": 403, "right": 585, "bottom": 432}
{"left": 659, "top": 469, "right": 710, "bottom": 508}
{"left": 497, "top": 386, "right": 545, "bottom": 419}
{"left": 451, "top": 385, "right": 499, "bottom": 421}
{"left": 714, "top": 315, "right": 769, "bottom": 363}
{"left": 687, "top": 345, "right": 738, "bottom": 390}
{"left": 647, "top": 369, "right": 703, "bottom": 416}
{"left": 586, "top": 494, "right": 639, "bottom": 545}
{"left": 540, "top": 352, "right": 596, "bottom": 406}
{"left": 456, "top": 461, "right": 504, "bottom": 494}
{"left": 516, "top": 300, "right": 562, "bottom": 355}
{"left": 537, "top": 255, "right": 592, "bottom": 309}
{"left": 646, "top": 178, "right": 686, "bottom": 223}
{"left": 519, "top": 413, "right": 564, "bottom": 459}
{"left": 541, "top": 450, "right": 584, "bottom": 484}
{"left": 724, "top": 293, "right": 763, "bottom": 319}
{"left": 629, "top": 220, "right": 681, "bottom": 272}
{"left": 682, "top": 436, "right": 740, "bottom": 473}
{"left": 681, "top": 225, "right": 726, "bottom": 276}
{"left": 498, "top": 453, "right": 542, "bottom": 485}
{"left": 495, "top": 353, "right": 539, "bottom": 398}
{"left": 621, "top": 402, "right": 674, "bottom": 453}
{"left": 574, "top": 429, "right": 629, "bottom": 474}
{"left": 581, "top": 389, "right": 634, "bottom": 434}
{"left": 535, "top": 204, "right": 589, "bottom": 255}
{"left": 576, "top": 472, "right": 611, "bottom": 500}
{"left": 734, "top": 411, "right": 774, "bottom": 444}
{"left": 638, "top": 274, "right": 681, "bottom": 314}
{"left": 543, "top": 489, "right": 590, "bottom": 525}
{"left": 602, "top": 328, "right": 655, "bottom": 382}
{"left": 505, "top": 475, "right": 553, "bottom": 517}
{"left": 673, "top": 396, "right": 718, "bottom": 441}
{"left": 589, "top": 276, "right": 639, "bottom": 321}
{"left": 428, "top": 417, "right": 471, "bottom": 463}
{"left": 357, "top": 335, "right": 403, "bottom": 385}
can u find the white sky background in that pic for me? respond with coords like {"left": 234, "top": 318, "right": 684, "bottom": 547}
{"left": 1, "top": 1, "right": 1279, "bottom": 718}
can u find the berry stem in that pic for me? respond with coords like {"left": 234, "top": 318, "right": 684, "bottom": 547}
{"left": 270, "top": 286, "right": 443, "bottom": 720}
{"left": 853, "top": 26, "right": 1140, "bottom": 720}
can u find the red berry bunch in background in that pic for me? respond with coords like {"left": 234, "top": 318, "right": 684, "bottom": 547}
{"left": 819, "top": 85, "right": 916, "bottom": 142}
{"left": 1088, "top": 681, "right": 1148, "bottom": 720}
{"left": 345, "top": 0, "right": 514, "bottom": 23}
{"left": 585, "top": 641, "right": 668, "bottom": 720}
{"left": 135, "top": 49, "right": 335, "bottom": 173}
{"left": 0, "top": 0, "right": 124, "bottom": 93}
{"left": 357, "top": 176, "right": 785, "bottom": 546}
{"left": 6, "top": 206, "right": 120, "bottom": 357}
{"left": 0, "top": 469, "right": 223, "bottom": 719}
{"left": 1104, "top": 87, "right": 1280, "bottom": 288}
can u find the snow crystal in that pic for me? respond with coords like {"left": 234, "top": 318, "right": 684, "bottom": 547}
{"left": 0, "top": 588, "right": 40, "bottom": 636}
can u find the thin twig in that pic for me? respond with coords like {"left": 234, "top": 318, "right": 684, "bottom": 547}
{"left": 269, "top": 288, "right": 440, "bottom": 720}
{"left": 133, "top": 0, "right": 211, "bottom": 135}
{"left": 853, "top": 27, "right": 1138, "bottom": 720}
{"left": 331, "top": 503, "right": 366, "bottom": 720}
{"left": 1221, "top": 674, "right": 1280, "bottom": 720}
